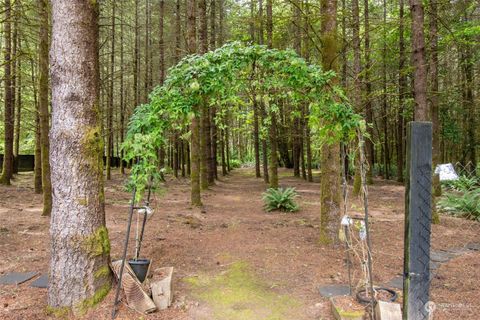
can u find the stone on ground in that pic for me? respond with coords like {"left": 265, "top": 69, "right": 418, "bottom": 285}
{"left": 0, "top": 272, "right": 38, "bottom": 285}
{"left": 318, "top": 284, "right": 351, "bottom": 297}
{"left": 30, "top": 274, "right": 48, "bottom": 288}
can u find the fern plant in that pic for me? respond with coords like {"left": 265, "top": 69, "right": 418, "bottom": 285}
{"left": 437, "top": 189, "right": 480, "bottom": 221}
{"left": 262, "top": 187, "right": 299, "bottom": 213}
{"left": 442, "top": 175, "right": 479, "bottom": 192}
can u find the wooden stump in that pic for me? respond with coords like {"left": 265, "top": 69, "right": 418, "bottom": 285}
{"left": 151, "top": 267, "right": 174, "bottom": 310}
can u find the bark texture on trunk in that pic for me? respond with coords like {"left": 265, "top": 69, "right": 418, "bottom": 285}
{"left": 49, "top": 0, "right": 111, "bottom": 312}
{"left": 409, "top": 0, "right": 428, "bottom": 121}
{"left": 351, "top": 0, "right": 362, "bottom": 196}
{"left": 319, "top": 0, "right": 342, "bottom": 244}
{"left": 363, "top": 0, "right": 374, "bottom": 184}
{"left": 188, "top": 0, "right": 202, "bottom": 206}
{"left": 106, "top": 1, "right": 116, "bottom": 181}
{"left": 38, "top": 0, "right": 52, "bottom": 216}
{"left": 1, "top": 0, "right": 13, "bottom": 185}
{"left": 397, "top": 0, "right": 406, "bottom": 183}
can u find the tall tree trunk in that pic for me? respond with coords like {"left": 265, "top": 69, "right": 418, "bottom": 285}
{"left": 259, "top": 0, "right": 269, "bottom": 183}
{"left": 397, "top": 0, "right": 406, "bottom": 183}
{"left": 198, "top": 0, "right": 213, "bottom": 187}
{"left": 0, "top": 0, "right": 14, "bottom": 185}
{"left": 266, "top": 0, "right": 272, "bottom": 48}
{"left": 428, "top": 0, "right": 440, "bottom": 201}
{"left": 292, "top": 0, "right": 302, "bottom": 178}
{"left": 269, "top": 112, "right": 279, "bottom": 188}
{"left": 144, "top": 0, "right": 151, "bottom": 102}
{"left": 218, "top": 0, "right": 225, "bottom": 45}
{"left": 363, "top": 0, "right": 374, "bottom": 184}
{"left": 460, "top": 12, "right": 476, "bottom": 169}
{"left": 266, "top": 0, "right": 278, "bottom": 187}
{"left": 304, "top": 0, "right": 313, "bottom": 182}
{"left": 382, "top": 0, "right": 390, "bottom": 179}
{"left": 409, "top": 0, "right": 428, "bottom": 121}
{"left": 14, "top": 40, "right": 22, "bottom": 174}
{"left": 38, "top": 0, "right": 52, "bottom": 216}
{"left": 210, "top": 0, "right": 218, "bottom": 179}
{"left": 251, "top": 1, "right": 261, "bottom": 178}
{"left": 31, "top": 58, "right": 42, "bottom": 194}
{"left": 352, "top": 0, "right": 362, "bottom": 196}
{"left": 175, "top": 0, "right": 181, "bottom": 62}
{"left": 119, "top": 1, "right": 125, "bottom": 175}
{"left": 258, "top": 0, "right": 264, "bottom": 44}
{"left": 49, "top": 0, "right": 111, "bottom": 311}
{"left": 221, "top": 128, "right": 227, "bottom": 175}
{"left": 11, "top": 1, "right": 17, "bottom": 174}
{"left": 188, "top": 0, "right": 202, "bottom": 205}
{"left": 319, "top": 0, "right": 342, "bottom": 244}
{"left": 106, "top": 1, "right": 116, "bottom": 180}
{"left": 133, "top": 0, "right": 139, "bottom": 107}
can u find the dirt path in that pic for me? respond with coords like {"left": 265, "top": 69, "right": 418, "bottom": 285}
{"left": 0, "top": 168, "right": 479, "bottom": 319}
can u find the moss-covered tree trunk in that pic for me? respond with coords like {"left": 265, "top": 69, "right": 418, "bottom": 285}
{"left": 119, "top": 1, "right": 125, "bottom": 175}
{"left": 397, "top": 0, "right": 406, "bottom": 183}
{"left": 106, "top": 0, "right": 116, "bottom": 181}
{"left": 198, "top": 0, "right": 212, "bottom": 188}
{"left": 269, "top": 112, "right": 279, "bottom": 189}
{"left": 32, "top": 60, "right": 43, "bottom": 194}
{"left": 38, "top": 0, "right": 52, "bottom": 216}
{"left": 13, "top": 41, "right": 22, "bottom": 175}
{"left": 351, "top": 0, "right": 362, "bottom": 196}
{"left": 48, "top": 0, "right": 111, "bottom": 313}
{"left": 319, "top": 0, "right": 342, "bottom": 244}
{"left": 428, "top": 0, "right": 440, "bottom": 223}
{"left": 363, "top": 0, "right": 374, "bottom": 184}
{"left": 266, "top": 0, "right": 278, "bottom": 188}
{"left": 0, "top": 0, "right": 14, "bottom": 185}
{"left": 188, "top": 0, "right": 202, "bottom": 206}
{"left": 410, "top": 0, "right": 428, "bottom": 121}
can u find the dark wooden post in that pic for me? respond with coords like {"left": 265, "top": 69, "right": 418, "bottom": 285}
{"left": 403, "top": 121, "right": 432, "bottom": 320}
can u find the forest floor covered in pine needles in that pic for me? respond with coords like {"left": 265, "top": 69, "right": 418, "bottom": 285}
{"left": 0, "top": 168, "right": 479, "bottom": 319}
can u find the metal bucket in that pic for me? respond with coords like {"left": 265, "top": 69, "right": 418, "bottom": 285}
{"left": 128, "top": 258, "right": 150, "bottom": 283}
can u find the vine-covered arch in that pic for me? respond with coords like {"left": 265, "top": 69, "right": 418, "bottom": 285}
{"left": 123, "top": 42, "right": 362, "bottom": 202}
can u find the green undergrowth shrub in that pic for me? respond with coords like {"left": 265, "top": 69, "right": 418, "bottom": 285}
{"left": 437, "top": 188, "right": 480, "bottom": 221}
{"left": 229, "top": 159, "right": 242, "bottom": 169}
{"left": 262, "top": 187, "right": 299, "bottom": 213}
{"left": 441, "top": 175, "right": 479, "bottom": 192}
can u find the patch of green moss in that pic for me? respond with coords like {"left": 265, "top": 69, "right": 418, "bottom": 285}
{"left": 94, "top": 265, "right": 111, "bottom": 279}
{"left": 337, "top": 308, "right": 365, "bottom": 318}
{"left": 74, "top": 282, "right": 111, "bottom": 316}
{"left": 184, "top": 260, "right": 301, "bottom": 320}
{"left": 318, "top": 231, "right": 332, "bottom": 245}
{"left": 99, "top": 188, "right": 105, "bottom": 204}
{"left": 77, "top": 197, "right": 88, "bottom": 206}
{"left": 81, "top": 126, "right": 104, "bottom": 176}
{"left": 46, "top": 305, "right": 70, "bottom": 318}
{"left": 82, "top": 226, "right": 110, "bottom": 257}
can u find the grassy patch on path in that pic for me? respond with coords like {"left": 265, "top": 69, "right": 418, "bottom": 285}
{"left": 184, "top": 261, "right": 301, "bottom": 320}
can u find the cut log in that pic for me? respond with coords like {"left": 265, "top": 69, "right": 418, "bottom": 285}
{"left": 151, "top": 267, "right": 174, "bottom": 310}
{"left": 330, "top": 296, "right": 365, "bottom": 320}
{"left": 375, "top": 301, "right": 402, "bottom": 320}
{"left": 111, "top": 260, "right": 157, "bottom": 314}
